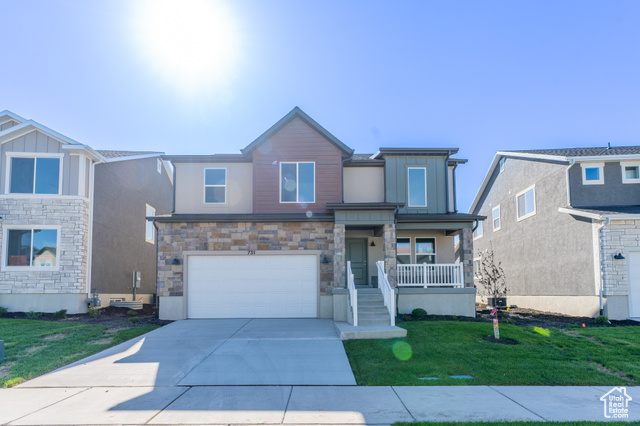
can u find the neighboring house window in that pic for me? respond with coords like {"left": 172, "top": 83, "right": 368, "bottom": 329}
{"left": 516, "top": 185, "right": 536, "bottom": 221}
{"left": 473, "top": 258, "right": 482, "bottom": 278}
{"left": 415, "top": 238, "right": 436, "bottom": 264}
{"left": 499, "top": 158, "right": 505, "bottom": 173}
{"left": 408, "top": 167, "right": 427, "bottom": 207}
{"left": 621, "top": 162, "right": 640, "bottom": 184}
{"left": 492, "top": 205, "right": 501, "bottom": 231}
{"left": 9, "top": 155, "right": 61, "bottom": 194}
{"left": 204, "top": 168, "right": 226, "bottom": 203}
{"left": 581, "top": 163, "right": 604, "bottom": 185}
{"left": 396, "top": 238, "right": 411, "bottom": 264}
{"left": 473, "top": 221, "right": 483, "bottom": 239}
{"left": 280, "top": 162, "right": 315, "bottom": 203}
{"left": 4, "top": 227, "right": 58, "bottom": 268}
{"left": 145, "top": 205, "right": 155, "bottom": 244}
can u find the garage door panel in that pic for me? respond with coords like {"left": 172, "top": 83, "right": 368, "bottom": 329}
{"left": 187, "top": 254, "right": 318, "bottom": 319}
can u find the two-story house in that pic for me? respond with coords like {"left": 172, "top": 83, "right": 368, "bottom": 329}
{"left": 470, "top": 146, "right": 640, "bottom": 320}
{"left": 0, "top": 110, "right": 173, "bottom": 313}
{"left": 154, "top": 107, "right": 482, "bottom": 325}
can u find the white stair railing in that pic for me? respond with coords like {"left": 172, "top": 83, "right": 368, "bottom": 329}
{"left": 347, "top": 261, "right": 358, "bottom": 327}
{"left": 376, "top": 261, "right": 395, "bottom": 326}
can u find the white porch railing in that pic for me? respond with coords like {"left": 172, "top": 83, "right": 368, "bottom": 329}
{"left": 397, "top": 263, "right": 464, "bottom": 288}
{"left": 347, "top": 261, "right": 358, "bottom": 327}
{"left": 376, "top": 261, "right": 395, "bottom": 326}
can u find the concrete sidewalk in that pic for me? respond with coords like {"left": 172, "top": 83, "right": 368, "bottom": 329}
{"left": 1, "top": 385, "right": 638, "bottom": 425}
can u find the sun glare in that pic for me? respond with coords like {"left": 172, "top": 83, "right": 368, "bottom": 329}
{"left": 135, "top": 0, "right": 239, "bottom": 93}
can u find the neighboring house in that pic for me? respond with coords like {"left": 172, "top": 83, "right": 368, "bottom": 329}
{"left": 154, "top": 107, "right": 482, "bottom": 323}
{"left": 0, "top": 110, "right": 173, "bottom": 313}
{"left": 469, "top": 146, "right": 640, "bottom": 319}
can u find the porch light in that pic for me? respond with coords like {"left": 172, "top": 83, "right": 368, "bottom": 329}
{"left": 172, "top": 258, "right": 180, "bottom": 265}
{"left": 322, "top": 255, "right": 330, "bottom": 264}
{"left": 370, "top": 241, "right": 375, "bottom": 247}
{"left": 613, "top": 252, "right": 625, "bottom": 260}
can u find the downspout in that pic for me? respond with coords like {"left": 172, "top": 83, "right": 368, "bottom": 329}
{"left": 597, "top": 217, "right": 610, "bottom": 316}
{"left": 171, "top": 162, "right": 176, "bottom": 213}
{"left": 565, "top": 159, "right": 575, "bottom": 207}
{"left": 153, "top": 220, "right": 160, "bottom": 318}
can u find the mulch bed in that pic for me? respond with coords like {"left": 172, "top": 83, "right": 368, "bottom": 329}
{"left": 399, "top": 306, "right": 640, "bottom": 329}
{"left": 0, "top": 304, "right": 171, "bottom": 328}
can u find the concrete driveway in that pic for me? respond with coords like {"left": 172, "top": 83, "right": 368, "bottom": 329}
{"left": 20, "top": 318, "right": 356, "bottom": 387}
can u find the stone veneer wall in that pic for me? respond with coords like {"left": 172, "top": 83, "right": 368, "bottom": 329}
{"left": 382, "top": 223, "right": 397, "bottom": 287}
{"left": 333, "top": 224, "right": 345, "bottom": 288}
{"left": 0, "top": 197, "right": 90, "bottom": 294}
{"left": 602, "top": 219, "right": 640, "bottom": 296}
{"left": 459, "top": 228, "right": 474, "bottom": 288}
{"left": 157, "top": 222, "right": 335, "bottom": 297}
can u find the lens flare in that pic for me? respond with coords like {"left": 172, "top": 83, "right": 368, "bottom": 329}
{"left": 392, "top": 341, "right": 412, "bottom": 361}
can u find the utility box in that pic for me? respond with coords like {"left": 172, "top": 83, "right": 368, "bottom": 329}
{"left": 133, "top": 271, "right": 141, "bottom": 288}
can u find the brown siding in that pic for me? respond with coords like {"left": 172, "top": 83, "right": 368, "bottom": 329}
{"left": 253, "top": 117, "right": 343, "bottom": 214}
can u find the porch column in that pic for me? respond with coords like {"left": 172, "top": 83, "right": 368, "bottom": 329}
{"left": 459, "top": 228, "right": 474, "bottom": 287}
{"left": 333, "top": 224, "right": 346, "bottom": 288}
{"left": 382, "top": 223, "right": 397, "bottom": 287}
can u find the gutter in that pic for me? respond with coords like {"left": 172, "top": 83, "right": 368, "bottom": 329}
{"left": 597, "top": 217, "right": 610, "bottom": 316}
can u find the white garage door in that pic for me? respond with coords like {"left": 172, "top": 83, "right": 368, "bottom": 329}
{"left": 629, "top": 251, "right": 640, "bottom": 318}
{"left": 187, "top": 254, "right": 318, "bottom": 319}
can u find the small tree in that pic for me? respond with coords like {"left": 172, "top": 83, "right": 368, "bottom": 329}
{"left": 476, "top": 247, "right": 507, "bottom": 306}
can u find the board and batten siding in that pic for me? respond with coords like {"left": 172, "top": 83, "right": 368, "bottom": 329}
{"left": 252, "top": 117, "right": 343, "bottom": 214}
{"left": 0, "top": 130, "right": 87, "bottom": 196}
{"left": 384, "top": 156, "right": 448, "bottom": 214}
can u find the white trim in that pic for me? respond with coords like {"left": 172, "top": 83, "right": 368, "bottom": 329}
{"left": 407, "top": 167, "right": 427, "bottom": 207}
{"left": 0, "top": 194, "right": 86, "bottom": 200}
{"left": 499, "top": 157, "right": 505, "bottom": 173}
{"left": 145, "top": 204, "right": 156, "bottom": 244}
{"left": 1, "top": 225, "right": 61, "bottom": 272}
{"left": 279, "top": 161, "right": 316, "bottom": 204}
{"left": 0, "top": 121, "right": 80, "bottom": 146}
{"left": 492, "top": 205, "right": 501, "bottom": 232}
{"left": 0, "top": 110, "right": 27, "bottom": 124}
{"left": 572, "top": 154, "right": 640, "bottom": 162}
{"left": 473, "top": 256, "right": 482, "bottom": 278}
{"left": 498, "top": 151, "right": 568, "bottom": 162}
{"left": 621, "top": 161, "right": 640, "bottom": 184}
{"left": 581, "top": 162, "right": 604, "bottom": 185}
{"left": 558, "top": 207, "right": 603, "bottom": 220}
{"left": 515, "top": 184, "right": 536, "bottom": 221}
{"left": 414, "top": 236, "right": 437, "bottom": 264}
{"left": 558, "top": 207, "right": 640, "bottom": 221}
{"left": 473, "top": 220, "right": 483, "bottom": 240}
{"left": 157, "top": 158, "right": 162, "bottom": 174}
{"left": 0, "top": 118, "right": 17, "bottom": 128}
{"left": 77, "top": 155, "right": 87, "bottom": 197}
{"left": 203, "top": 167, "right": 227, "bottom": 204}
{"left": 102, "top": 153, "right": 164, "bottom": 163}
{"left": 5, "top": 152, "right": 64, "bottom": 195}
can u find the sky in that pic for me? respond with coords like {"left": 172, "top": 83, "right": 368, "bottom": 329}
{"left": 1, "top": 0, "right": 639, "bottom": 211}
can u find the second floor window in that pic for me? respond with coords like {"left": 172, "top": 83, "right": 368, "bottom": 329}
{"left": 516, "top": 185, "right": 536, "bottom": 220}
{"left": 10, "top": 156, "right": 61, "bottom": 194}
{"left": 145, "top": 205, "right": 155, "bottom": 244}
{"left": 581, "top": 163, "right": 604, "bottom": 185}
{"left": 492, "top": 205, "right": 501, "bottom": 231}
{"left": 408, "top": 167, "right": 427, "bottom": 207}
{"left": 473, "top": 221, "right": 483, "bottom": 239}
{"left": 280, "top": 162, "right": 315, "bottom": 203}
{"left": 622, "top": 163, "right": 640, "bottom": 184}
{"left": 204, "top": 168, "right": 226, "bottom": 203}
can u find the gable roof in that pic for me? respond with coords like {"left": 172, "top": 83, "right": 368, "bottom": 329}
{"left": 0, "top": 110, "right": 27, "bottom": 124}
{"left": 469, "top": 145, "right": 640, "bottom": 214}
{"left": 241, "top": 106, "right": 353, "bottom": 159}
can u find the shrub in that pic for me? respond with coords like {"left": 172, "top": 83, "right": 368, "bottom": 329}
{"left": 129, "top": 316, "right": 140, "bottom": 323}
{"left": 87, "top": 306, "right": 100, "bottom": 318}
{"left": 411, "top": 308, "right": 427, "bottom": 318}
{"left": 26, "top": 310, "right": 42, "bottom": 319}
{"left": 54, "top": 309, "right": 67, "bottom": 319}
{"left": 126, "top": 309, "right": 138, "bottom": 316}
{"left": 595, "top": 315, "right": 610, "bottom": 325}
{"left": 0, "top": 306, "right": 8, "bottom": 317}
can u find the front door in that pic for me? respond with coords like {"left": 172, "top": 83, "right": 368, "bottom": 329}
{"left": 346, "top": 238, "right": 368, "bottom": 286}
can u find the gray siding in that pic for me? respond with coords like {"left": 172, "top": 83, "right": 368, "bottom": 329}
{"left": 384, "top": 156, "right": 447, "bottom": 214}
{"left": 0, "top": 130, "right": 84, "bottom": 196}
{"left": 569, "top": 162, "right": 640, "bottom": 207}
{"left": 0, "top": 121, "right": 17, "bottom": 131}
{"left": 91, "top": 157, "right": 173, "bottom": 296}
{"left": 473, "top": 157, "right": 596, "bottom": 297}
{"left": 335, "top": 210, "right": 395, "bottom": 225}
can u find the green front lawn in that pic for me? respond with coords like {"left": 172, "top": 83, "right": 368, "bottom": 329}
{"left": 0, "top": 319, "right": 157, "bottom": 387}
{"left": 395, "top": 422, "right": 631, "bottom": 426}
{"left": 344, "top": 321, "right": 640, "bottom": 386}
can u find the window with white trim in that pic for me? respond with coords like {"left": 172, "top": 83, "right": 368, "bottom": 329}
{"left": 581, "top": 163, "right": 604, "bottom": 185}
{"left": 5, "top": 227, "right": 58, "bottom": 268}
{"left": 280, "top": 162, "right": 315, "bottom": 203}
{"left": 499, "top": 158, "right": 505, "bottom": 173}
{"left": 492, "top": 205, "right": 501, "bottom": 231}
{"left": 145, "top": 205, "right": 155, "bottom": 243}
{"left": 204, "top": 168, "right": 226, "bottom": 203}
{"left": 473, "top": 257, "right": 482, "bottom": 278}
{"left": 473, "top": 221, "right": 483, "bottom": 239}
{"left": 621, "top": 162, "right": 640, "bottom": 184}
{"left": 415, "top": 238, "right": 436, "bottom": 264}
{"left": 408, "top": 167, "right": 427, "bottom": 207}
{"left": 516, "top": 185, "right": 536, "bottom": 220}
{"left": 9, "top": 155, "right": 61, "bottom": 194}
{"left": 396, "top": 238, "right": 411, "bottom": 264}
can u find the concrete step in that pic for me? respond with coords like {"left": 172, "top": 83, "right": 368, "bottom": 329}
{"left": 358, "top": 312, "right": 390, "bottom": 321}
{"left": 358, "top": 318, "right": 393, "bottom": 326}
{"left": 357, "top": 295, "right": 384, "bottom": 302}
{"left": 334, "top": 321, "right": 407, "bottom": 340}
{"left": 358, "top": 306, "right": 389, "bottom": 314}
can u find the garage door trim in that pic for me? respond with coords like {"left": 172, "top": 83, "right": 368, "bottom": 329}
{"left": 183, "top": 250, "right": 322, "bottom": 318}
